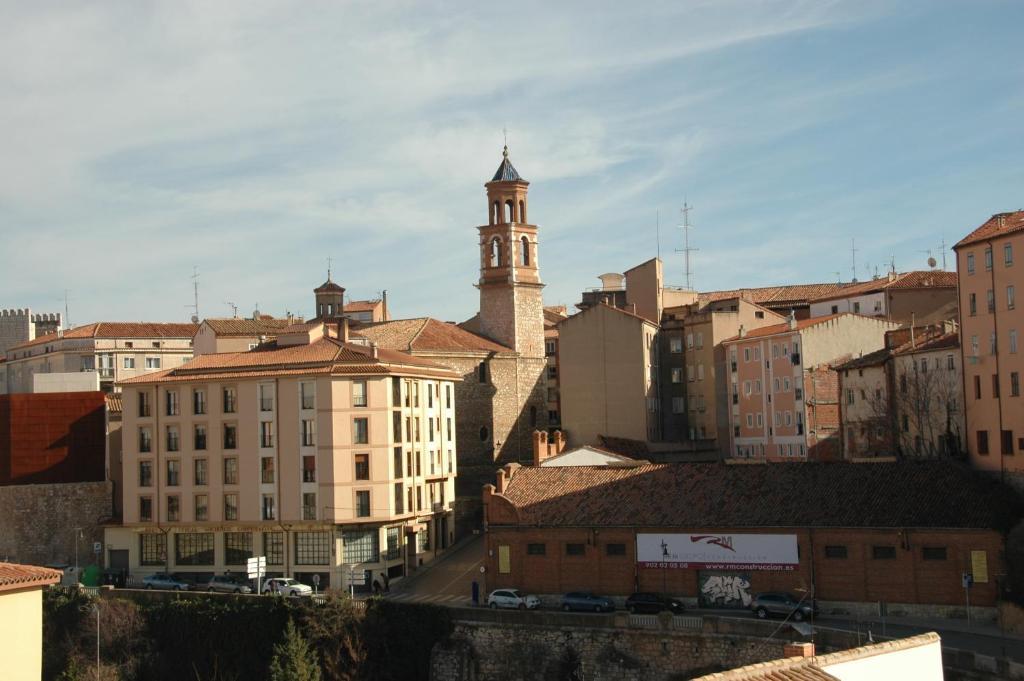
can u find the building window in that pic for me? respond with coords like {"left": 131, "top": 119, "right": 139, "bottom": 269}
{"left": 123, "top": 356, "right": 135, "bottom": 369}
{"left": 353, "top": 418, "right": 369, "bottom": 444}
{"left": 301, "top": 419, "right": 316, "bottom": 447}
{"left": 521, "top": 236, "right": 530, "bottom": 266}
{"left": 165, "top": 426, "right": 179, "bottom": 452}
{"left": 872, "top": 545, "right": 896, "bottom": 560}
{"left": 175, "top": 532, "right": 214, "bottom": 565}
{"left": 1011, "top": 330, "right": 1019, "bottom": 354}
{"left": 145, "top": 357, "right": 161, "bottom": 369}
{"left": 445, "top": 384, "right": 452, "bottom": 409}
{"left": 262, "top": 494, "right": 276, "bottom": 520}
{"left": 527, "top": 543, "right": 546, "bottom": 556}
{"left": 1006, "top": 243, "right": 1014, "bottom": 266}
{"left": 223, "top": 387, "right": 236, "bottom": 413}
{"left": 479, "top": 426, "right": 489, "bottom": 441}
{"left": 1009, "top": 286, "right": 1016, "bottom": 310}
{"left": 341, "top": 530, "right": 377, "bottom": 564}
{"left": 352, "top": 380, "right": 367, "bottom": 408}
{"left": 977, "top": 430, "right": 989, "bottom": 455}
{"left": 301, "top": 382, "right": 316, "bottom": 410}
{"left": 967, "top": 253, "right": 975, "bottom": 274}
{"left": 194, "top": 458, "right": 207, "bottom": 486}
{"left": 606, "top": 543, "right": 627, "bottom": 556}
{"left": 1002, "top": 430, "right": 1014, "bottom": 455}
{"left": 166, "top": 460, "right": 180, "bottom": 486}
{"left": 260, "top": 421, "right": 274, "bottom": 448}
{"left": 1012, "top": 372, "right": 1021, "bottom": 397}
{"left": 824, "top": 545, "right": 847, "bottom": 559}
{"left": 140, "top": 534, "right": 165, "bottom": 566}
{"left": 993, "top": 374, "right": 1000, "bottom": 398}
{"left": 259, "top": 384, "right": 274, "bottom": 412}
{"left": 139, "top": 496, "right": 153, "bottom": 522}
{"left": 985, "top": 247, "right": 993, "bottom": 270}
{"left": 566, "top": 543, "right": 585, "bottom": 556}
{"left": 194, "top": 424, "right": 207, "bottom": 450}
{"left": 478, "top": 362, "right": 487, "bottom": 383}
{"left": 356, "top": 490, "right": 371, "bottom": 517}
{"left": 546, "top": 340, "right": 556, "bottom": 356}
{"left": 224, "top": 493, "right": 239, "bottom": 520}
{"left": 974, "top": 375, "right": 982, "bottom": 399}
{"left": 386, "top": 527, "right": 401, "bottom": 560}
{"left": 261, "top": 457, "right": 275, "bottom": 484}
{"left": 138, "top": 391, "right": 151, "bottom": 417}
{"left": 224, "top": 458, "right": 238, "bottom": 485}
{"left": 224, "top": 532, "right": 253, "bottom": 565}
{"left": 138, "top": 428, "right": 152, "bottom": 453}
{"left": 192, "top": 389, "right": 206, "bottom": 415}
{"left": 394, "top": 483, "right": 404, "bottom": 514}
{"left": 138, "top": 460, "right": 153, "bottom": 487}
{"left": 355, "top": 453, "right": 370, "bottom": 480}
{"left": 303, "top": 493, "right": 317, "bottom": 520}
{"left": 166, "top": 495, "right": 180, "bottom": 522}
{"left": 670, "top": 337, "right": 683, "bottom": 353}
{"left": 264, "top": 532, "right": 284, "bottom": 565}
{"left": 969, "top": 293, "right": 977, "bottom": 316}
{"left": 922, "top": 547, "right": 947, "bottom": 561}
{"left": 416, "top": 486, "right": 423, "bottom": 510}
{"left": 223, "top": 423, "right": 237, "bottom": 449}
{"left": 303, "top": 455, "right": 316, "bottom": 483}
{"left": 988, "top": 289, "right": 996, "bottom": 313}
{"left": 165, "top": 390, "right": 179, "bottom": 416}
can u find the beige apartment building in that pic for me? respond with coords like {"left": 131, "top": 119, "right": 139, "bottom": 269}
{"left": 723, "top": 313, "right": 899, "bottom": 460}
{"left": 543, "top": 306, "right": 567, "bottom": 426}
{"left": 3, "top": 322, "right": 197, "bottom": 394}
{"left": 558, "top": 303, "right": 660, "bottom": 445}
{"left": 955, "top": 210, "right": 1024, "bottom": 488}
{"left": 104, "top": 321, "right": 460, "bottom": 590}
{"left": 808, "top": 271, "right": 958, "bottom": 324}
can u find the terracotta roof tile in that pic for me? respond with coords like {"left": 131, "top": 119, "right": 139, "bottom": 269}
{"left": 722, "top": 313, "right": 849, "bottom": 342}
{"left": 202, "top": 318, "right": 292, "bottom": 336}
{"left": 699, "top": 283, "right": 853, "bottom": 308}
{"left": 810, "top": 271, "right": 956, "bottom": 302}
{"left": 0, "top": 562, "right": 62, "bottom": 592}
{"left": 833, "top": 347, "right": 891, "bottom": 371}
{"left": 11, "top": 322, "right": 199, "bottom": 351}
{"left": 344, "top": 300, "right": 381, "bottom": 313}
{"left": 105, "top": 393, "right": 122, "bottom": 414}
{"left": 497, "top": 461, "right": 1021, "bottom": 530}
{"left": 357, "top": 318, "right": 510, "bottom": 353}
{"left": 955, "top": 210, "right": 1024, "bottom": 248}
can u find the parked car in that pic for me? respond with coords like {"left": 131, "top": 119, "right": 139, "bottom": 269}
{"left": 143, "top": 573, "right": 191, "bottom": 591}
{"left": 625, "top": 592, "right": 684, "bottom": 614}
{"left": 561, "top": 592, "right": 614, "bottom": 613}
{"left": 263, "top": 577, "right": 313, "bottom": 597}
{"left": 487, "top": 589, "right": 541, "bottom": 610}
{"left": 750, "top": 592, "right": 816, "bottom": 621}
{"left": 206, "top": 575, "right": 253, "bottom": 594}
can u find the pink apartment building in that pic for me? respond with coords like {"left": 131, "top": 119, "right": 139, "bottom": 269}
{"left": 723, "top": 313, "right": 898, "bottom": 461}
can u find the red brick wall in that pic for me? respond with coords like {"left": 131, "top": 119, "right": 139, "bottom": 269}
{"left": 805, "top": 367, "right": 841, "bottom": 461}
{"left": 484, "top": 525, "right": 1004, "bottom": 607}
{"left": 0, "top": 392, "right": 106, "bottom": 485}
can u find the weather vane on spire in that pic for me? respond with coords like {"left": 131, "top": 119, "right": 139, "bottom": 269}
{"left": 327, "top": 256, "right": 332, "bottom": 281}
{"left": 503, "top": 126, "right": 509, "bottom": 157}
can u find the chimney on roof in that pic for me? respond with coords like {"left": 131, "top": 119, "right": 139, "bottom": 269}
{"left": 533, "top": 429, "right": 566, "bottom": 466}
{"left": 340, "top": 317, "right": 350, "bottom": 343}
{"left": 370, "top": 342, "right": 378, "bottom": 359}
{"left": 888, "top": 271, "right": 898, "bottom": 282}
{"left": 738, "top": 324, "right": 746, "bottom": 339}
{"left": 783, "top": 642, "right": 815, "bottom": 658}
{"left": 787, "top": 310, "right": 797, "bottom": 330}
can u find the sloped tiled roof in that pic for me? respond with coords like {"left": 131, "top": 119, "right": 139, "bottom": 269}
{"left": 543, "top": 306, "right": 568, "bottom": 329}
{"left": 118, "top": 335, "right": 458, "bottom": 386}
{"left": 699, "top": 283, "right": 852, "bottom": 308}
{"left": 722, "top": 313, "right": 849, "bottom": 342}
{"left": 11, "top": 322, "right": 199, "bottom": 351}
{"left": 955, "top": 210, "right": 1024, "bottom": 248}
{"left": 810, "top": 271, "right": 957, "bottom": 302}
{"left": 345, "top": 300, "right": 382, "bottom": 313}
{"left": 357, "top": 318, "right": 510, "bottom": 354}
{"left": 0, "top": 562, "right": 62, "bottom": 593}
{"left": 833, "top": 347, "right": 891, "bottom": 371}
{"left": 490, "top": 146, "right": 524, "bottom": 182}
{"left": 105, "top": 393, "right": 123, "bottom": 414}
{"left": 496, "top": 461, "right": 1021, "bottom": 530}
{"left": 202, "top": 318, "right": 292, "bottom": 337}
{"left": 891, "top": 330, "right": 959, "bottom": 357}
{"left": 314, "top": 279, "right": 345, "bottom": 293}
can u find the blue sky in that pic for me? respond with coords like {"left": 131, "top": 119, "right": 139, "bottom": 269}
{"left": 1, "top": 1, "right": 1022, "bottom": 325}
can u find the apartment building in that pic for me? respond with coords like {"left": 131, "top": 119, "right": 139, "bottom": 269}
{"left": 3, "top": 322, "right": 197, "bottom": 394}
{"left": 837, "top": 325, "right": 963, "bottom": 459}
{"left": 699, "top": 282, "right": 851, "bottom": 320}
{"left": 558, "top": 303, "right": 660, "bottom": 446}
{"left": 104, "top": 321, "right": 460, "bottom": 590}
{"left": 193, "top": 316, "right": 293, "bottom": 356}
{"left": 955, "top": 210, "right": 1024, "bottom": 488}
{"left": 543, "top": 306, "right": 567, "bottom": 426}
{"left": 723, "top": 313, "right": 899, "bottom": 460}
{"left": 808, "top": 271, "right": 958, "bottom": 324}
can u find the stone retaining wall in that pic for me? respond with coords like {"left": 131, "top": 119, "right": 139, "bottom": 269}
{"left": 0, "top": 481, "right": 112, "bottom": 565}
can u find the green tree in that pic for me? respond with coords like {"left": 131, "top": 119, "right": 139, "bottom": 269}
{"left": 269, "top": 619, "right": 322, "bottom": 681}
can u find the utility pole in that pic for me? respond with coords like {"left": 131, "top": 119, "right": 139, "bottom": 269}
{"left": 676, "top": 202, "right": 698, "bottom": 290}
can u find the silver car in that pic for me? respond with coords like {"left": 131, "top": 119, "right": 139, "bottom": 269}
{"left": 487, "top": 588, "right": 541, "bottom": 610}
{"left": 142, "top": 573, "right": 191, "bottom": 591}
{"left": 206, "top": 575, "right": 252, "bottom": 594}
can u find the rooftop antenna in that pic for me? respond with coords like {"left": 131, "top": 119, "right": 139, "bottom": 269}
{"left": 919, "top": 248, "right": 934, "bottom": 270}
{"left": 889, "top": 255, "right": 897, "bottom": 275}
{"left": 185, "top": 266, "right": 200, "bottom": 323}
{"left": 850, "top": 238, "right": 858, "bottom": 283}
{"left": 326, "top": 256, "right": 332, "bottom": 281}
{"left": 833, "top": 271, "right": 842, "bottom": 284}
{"left": 655, "top": 209, "right": 661, "bottom": 260}
{"left": 63, "top": 289, "right": 70, "bottom": 329}
{"left": 225, "top": 302, "right": 238, "bottom": 318}
{"left": 938, "top": 238, "right": 948, "bottom": 270}
{"left": 676, "top": 201, "right": 698, "bottom": 289}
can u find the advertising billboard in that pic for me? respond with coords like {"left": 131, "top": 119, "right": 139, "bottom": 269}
{"left": 637, "top": 533, "right": 799, "bottom": 571}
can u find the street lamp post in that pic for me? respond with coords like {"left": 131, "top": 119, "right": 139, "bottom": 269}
{"left": 74, "top": 527, "right": 84, "bottom": 583}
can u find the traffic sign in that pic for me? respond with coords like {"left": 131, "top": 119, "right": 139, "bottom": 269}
{"left": 247, "top": 556, "right": 267, "bottom": 581}
{"left": 962, "top": 572, "right": 974, "bottom": 589}
{"left": 93, "top": 542, "right": 102, "bottom": 555}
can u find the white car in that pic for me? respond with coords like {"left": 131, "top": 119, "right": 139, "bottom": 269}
{"left": 487, "top": 588, "right": 541, "bottom": 610}
{"left": 263, "top": 577, "right": 313, "bottom": 597}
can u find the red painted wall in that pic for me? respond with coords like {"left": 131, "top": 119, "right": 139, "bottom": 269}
{"left": 0, "top": 392, "right": 106, "bottom": 485}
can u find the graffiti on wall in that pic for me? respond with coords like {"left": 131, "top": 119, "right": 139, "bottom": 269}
{"left": 698, "top": 572, "right": 752, "bottom": 608}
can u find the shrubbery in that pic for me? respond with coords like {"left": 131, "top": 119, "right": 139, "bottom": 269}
{"left": 43, "top": 591, "right": 452, "bottom": 681}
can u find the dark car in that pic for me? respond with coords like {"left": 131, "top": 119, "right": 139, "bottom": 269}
{"left": 750, "top": 592, "right": 816, "bottom": 621}
{"left": 561, "top": 592, "right": 614, "bottom": 613}
{"left": 625, "top": 592, "right": 685, "bottom": 614}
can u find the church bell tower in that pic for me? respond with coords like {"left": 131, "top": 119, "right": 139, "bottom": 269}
{"left": 476, "top": 146, "right": 545, "bottom": 359}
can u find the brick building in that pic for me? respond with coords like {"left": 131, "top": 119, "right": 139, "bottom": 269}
{"left": 722, "top": 313, "right": 899, "bottom": 460}
{"left": 955, "top": 210, "right": 1024, "bottom": 490}
{"left": 482, "top": 460, "right": 1019, "bottom": 611}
